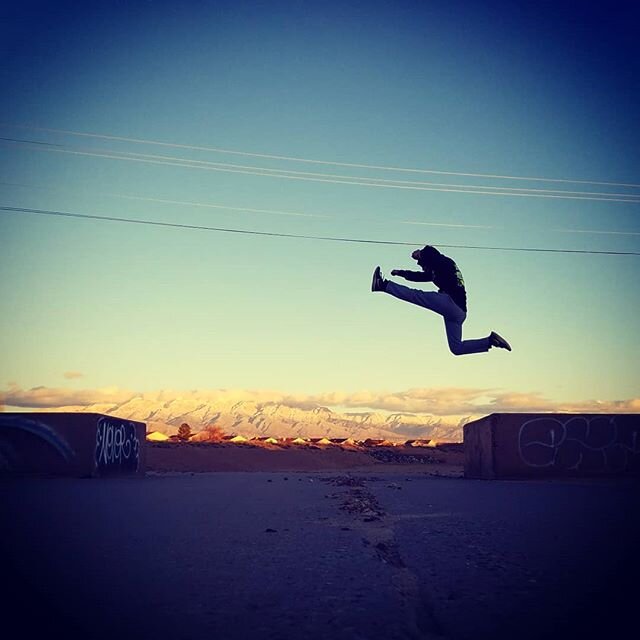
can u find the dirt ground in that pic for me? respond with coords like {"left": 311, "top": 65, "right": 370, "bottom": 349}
{"left": 145, "top": 442, "right": 465, "bottom": 476}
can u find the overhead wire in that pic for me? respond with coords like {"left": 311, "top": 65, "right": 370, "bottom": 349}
{"left": 1, "top": 127, "right": 638, "bottom": 250}
{"left": 1, "top": 205, "right": 638, "bottom": 255}
{"left": 0, "top": 181, "right": 499, "bottom": 230}
{"left": 17, "top": 138, "right": 640, "bottom": 199}
{"left": 4, "top": 122, "right": 640, "bottom": 190}
{"left": 3, "top": 180, "right": 640, "bottom": 237}
{"left": 0, "top": 182, "right": 326, "bottom": 219}
{"left": 2, "top": 137, "right": 640, "bottom": 204}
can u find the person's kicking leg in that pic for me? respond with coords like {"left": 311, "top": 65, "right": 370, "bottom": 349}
{"left": 371, "top": 266, "right": 387, "bottom": 292}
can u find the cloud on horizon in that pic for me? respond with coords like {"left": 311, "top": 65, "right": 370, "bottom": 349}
{"left": 63, "top": 371, "right": 85, "bottom": 380}
{"left": 1, "top": 385, "right": 639, "bottom": 417}
{"left": 1, "top": 385, "right": 135, "bottom": 408}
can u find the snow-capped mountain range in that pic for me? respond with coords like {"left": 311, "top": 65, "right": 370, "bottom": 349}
{"left": 47, "top": 394, "right": 473, "bottom": 441}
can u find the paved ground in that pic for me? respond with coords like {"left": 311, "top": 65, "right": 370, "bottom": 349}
{"left": 2, "top": 472, "right": 638, "bottom": 639}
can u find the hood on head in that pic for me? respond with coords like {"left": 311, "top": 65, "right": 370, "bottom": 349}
{"left": 416, "top": 245, "right": 442, "bottom": 268}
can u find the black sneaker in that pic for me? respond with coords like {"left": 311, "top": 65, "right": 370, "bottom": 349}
{"left": 371, "top": 266, "right": 386, "bottom": 292}
{"left": 490, "top": 331, "right": 512, "bottom": 351}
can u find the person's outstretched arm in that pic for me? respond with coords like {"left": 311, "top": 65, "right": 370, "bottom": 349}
{"left": 390, "top": 269, "right": 433, "bottom": 282}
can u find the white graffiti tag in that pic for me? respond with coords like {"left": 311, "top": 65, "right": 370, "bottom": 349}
{"left": 95, "top": 418, "right": 141, "bottom": 472}
{"left": 518, "top": 416, "right": 639, "bottom": 472}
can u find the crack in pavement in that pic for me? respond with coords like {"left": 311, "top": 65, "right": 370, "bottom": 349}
{"left": 321, "top": 475, "right": 446, "bottom": 640}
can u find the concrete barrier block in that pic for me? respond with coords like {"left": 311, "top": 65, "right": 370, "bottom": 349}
{"left": 0, "top": 412, "right": 146, "bottom": 477}
{"left": 464, "top": 413, "right": 640, "bottom": 479}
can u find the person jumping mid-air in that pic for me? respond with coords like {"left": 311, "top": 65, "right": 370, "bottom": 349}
{"left": 371, "top": 245, "right": 511, "bottom": 355}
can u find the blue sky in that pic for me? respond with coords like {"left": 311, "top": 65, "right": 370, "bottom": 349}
{"left": 1, "top": 0, "right": 639, "bottom": 415}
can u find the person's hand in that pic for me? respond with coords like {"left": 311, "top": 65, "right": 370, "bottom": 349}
{"left": 390, "top": 269, "right": 400, "bottom": 276}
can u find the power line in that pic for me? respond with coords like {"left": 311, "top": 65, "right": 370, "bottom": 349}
{"left": 4, "top": 180, "right": 640, "bottom": 237}
{"left": 4, "top": 122, "right": 640, "bottom": 189}
{"left": 2, "top": 205, "right": 638, "bottom": 255}
{"left": 0, "top": 181, "right": 495, "bottom": 230}
{"left": 4, "top": 136, "right": 640, "bottom": 202}
{"left": 10, "top": 137, "right": 640, "bottom": 199}
{"left": 0, "top": 182, "right": 325, "bottom": 219}
{"left": 555, "top": 227, "right": 640, "bottom": 237}
{"left": 3, "top": 137, "right": 640, "bottom": 204}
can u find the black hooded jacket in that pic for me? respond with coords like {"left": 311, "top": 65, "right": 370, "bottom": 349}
{"left": 393, "top": 249, "right": 468, "bottom": 312}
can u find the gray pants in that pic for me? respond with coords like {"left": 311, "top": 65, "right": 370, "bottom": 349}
{"left": 385, "top": 281, "right": 490, "bottom": 355}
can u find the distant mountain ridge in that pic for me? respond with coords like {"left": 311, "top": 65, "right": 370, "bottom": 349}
{"left": 47, "top": 394, "right": 473, "bottom": 442}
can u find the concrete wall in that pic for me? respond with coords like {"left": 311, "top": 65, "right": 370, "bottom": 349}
{"left": 464, "top": 413, "right": 640, "bottom": 479}
{"left": 0, "top": 413, "right": 146, "bottom": 477}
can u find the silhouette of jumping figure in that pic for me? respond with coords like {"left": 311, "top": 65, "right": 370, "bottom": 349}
{"left": 372, "top": 245, "right": 511, "bottom": 355}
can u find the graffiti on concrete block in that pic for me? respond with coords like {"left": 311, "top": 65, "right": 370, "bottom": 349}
{"left": 518, "top": 416, "right": 640, "bottom": 472}
{"left": 95, "top": 417, "right": 141, "bottom": 472}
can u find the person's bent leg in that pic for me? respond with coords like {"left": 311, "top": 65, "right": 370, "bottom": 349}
{"left": 444, "top": 318, "right": 491, "bottom": 355}
{"left": 386, "top": 281, "right": 492, "bottom": 355}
